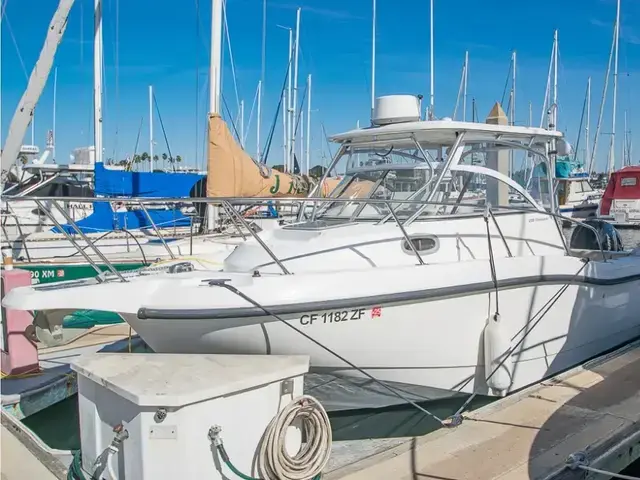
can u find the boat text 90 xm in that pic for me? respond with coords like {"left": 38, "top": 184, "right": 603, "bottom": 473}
{"left": 4, "top": 97, "right": 640, "bottom": 412}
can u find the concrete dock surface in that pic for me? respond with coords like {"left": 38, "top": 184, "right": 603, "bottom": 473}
{"left": 327, "top": 341, "right": 640, "bottom": 480}
{"left": 1, "top": 423, "right": 58, "bottom": 480}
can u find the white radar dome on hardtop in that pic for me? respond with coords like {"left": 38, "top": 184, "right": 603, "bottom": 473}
{"left": 371, "top": 95, "right": 421, "bottom": 126}
{"left": 556, "top": 138, "right": 573, "bottom": 156}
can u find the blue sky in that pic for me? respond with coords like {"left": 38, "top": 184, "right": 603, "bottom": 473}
{"left": 1, "top": 0, "right": 638, "bottom": 172}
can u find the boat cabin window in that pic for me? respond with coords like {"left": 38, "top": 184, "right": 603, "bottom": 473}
{"left": 10, "top": 172, "right": 94, "bottom": 198}
{"left": 401, "top": 235, "right": 439, "bottom": 255}
{"left": 29, "top": 180, "right": 94, "bottom": 198}
{"left": 580, "top": 180, "right": 594, "bottom": 193}
{"left": 621, "top": 177, "right": 637, "bottom": 187}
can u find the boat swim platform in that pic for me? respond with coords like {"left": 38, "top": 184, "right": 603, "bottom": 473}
{"left": 324, "top": 338, "right": 640, "bottom": 480}
{"left": 1, "top": 324, "right": 145, "bottom": 420}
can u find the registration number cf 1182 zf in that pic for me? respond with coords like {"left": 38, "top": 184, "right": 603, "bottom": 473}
{"left": 299, "top": 306, "right": 382, "bottom": 326}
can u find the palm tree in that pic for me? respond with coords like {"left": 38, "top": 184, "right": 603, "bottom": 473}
{"left": 140, "top": 152, "right": 149, "bottom": 171}
{"left": 176, "top": 155, "right": 182, "bottom": 164}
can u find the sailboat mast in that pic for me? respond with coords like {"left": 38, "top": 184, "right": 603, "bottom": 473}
{"left": 428, "top": 0, "right": 434, "bottom": 119}
{"left": 240, "top": 100, "right": 245, "bottom": 148}
{"left": 511, "top": 50, "right": 516, "bottom": 126}
{"left": 463, "top": 51, "right": 468, "bottom": 122}
{"left": 257, "top": 81, "right": 262, "bottom": 161}
{"left": 53, "top": 67, "right": 57, "bottom": 160}
{"left": 94, "top": 0, "right": 103, "bottom": 163}
{"left": 300, "top": 109, "right": 304, "bottom": 170}
{"left": 282, "top": 85, "right": 287, "bottom": 169}
{"left": 623, "top": 110, "right": 627, "bottom": 166}
{"left": 585, "top": 77, "right": 591, "bottom": 168}
{"left": 589, "top": 14, "right": 616, "bottom": 175}
{"left": 540, "top": 35, "right": 555, "bottom": 128}
{"left": 291, "top": 8, "right": 301, "bottom": 170}
{"left": 149, "top": 85, "right": 154, "bottom": 171}
{"left": 286, "top": 28, "right": 293, "bottom": 172}
{"left": 552, "top": 30, "right": 558, "bottom": 128}
{"left": 371, "top": 0, "right": 376, "bottom": 121}
{"left": 258, "top": 0, "right": 266, "bottom": 162}
{"left": 608, "top": 0, "right": 620, "bottom": 175}
{"left": 206, "top": 0, "right": 224, "bottom": 231}
{"left": 210, "top": 0, "right": 222, "bottom": 115}
{"left": 306, "top": 74, "right": 311, "bottom": 175}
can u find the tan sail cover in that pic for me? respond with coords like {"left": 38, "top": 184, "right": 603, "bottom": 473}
{"left": 207, "top": 114, "right": 344, "bottom": 198}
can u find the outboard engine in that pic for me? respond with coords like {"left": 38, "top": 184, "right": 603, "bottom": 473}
{"left": 569, "top": 219, "right": 624, "bottom": 252}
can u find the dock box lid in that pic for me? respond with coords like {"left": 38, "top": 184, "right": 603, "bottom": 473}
{"left": 71, "top": 353, "right": 310, "bottom": 407}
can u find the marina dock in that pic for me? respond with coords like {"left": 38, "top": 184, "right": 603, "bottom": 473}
{"left": 327, "top": 340, "right": 640, "bottom": 480}
{"left": 2, "top": 324, "right": 141, "bottom": 420}
{"left": 1, "top": 336, "right": 640, "bottom": 479}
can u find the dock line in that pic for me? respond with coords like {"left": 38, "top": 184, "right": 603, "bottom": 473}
{"left": 205, "top": 278, "right": 450, "bottom": 427}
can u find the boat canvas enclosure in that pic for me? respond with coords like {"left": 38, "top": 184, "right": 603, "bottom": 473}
{"left": 599, "top": 166, "right": 640, "bottom": 221}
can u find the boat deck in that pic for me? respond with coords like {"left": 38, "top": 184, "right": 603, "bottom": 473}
{"left": 326, "top": 339, "right": 640, "bottom": 479}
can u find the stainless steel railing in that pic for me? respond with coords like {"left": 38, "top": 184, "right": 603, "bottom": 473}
{"left": 1, "top": 195, "right": 609, "bottom": 281}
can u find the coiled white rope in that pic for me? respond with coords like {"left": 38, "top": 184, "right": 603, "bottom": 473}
{"left": 257, "top": 395, "right": 332, "bottom": 480}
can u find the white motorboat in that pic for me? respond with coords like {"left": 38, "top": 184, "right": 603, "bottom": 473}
{"left": 6, "top": 98, "right": 640, "bottom": 412}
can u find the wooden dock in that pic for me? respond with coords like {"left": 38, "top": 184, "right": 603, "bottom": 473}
{"left": 2, "top": 324, "right": 143, "bottom": 419}
{"left": 326, "top": 340, "right": 640, "bottom": 480}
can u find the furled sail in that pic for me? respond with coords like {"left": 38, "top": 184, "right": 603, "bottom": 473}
{"left": 207, "top": 114, "right": 341, "bottom": 198}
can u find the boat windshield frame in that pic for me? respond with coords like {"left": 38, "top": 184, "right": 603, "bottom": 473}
{"left": 304, "top": 125, "right": 558, "bottom": 225}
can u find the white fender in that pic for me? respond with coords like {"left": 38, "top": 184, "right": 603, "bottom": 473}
{"left": 483, "top": 313, "right": 514, "bottom": 395}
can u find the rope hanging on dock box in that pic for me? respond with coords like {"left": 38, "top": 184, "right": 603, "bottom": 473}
{"left": 210, "top": 395, "right": 331, "bottom": 480}
{"left": 207, "top": 279, "right": 449, "bottom": 427}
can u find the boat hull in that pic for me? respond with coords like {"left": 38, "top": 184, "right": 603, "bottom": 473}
{"left": 127, "top": 257, "right": 640, "bottom": 411}
{"left": 6, "top": 261, "right": 147, "bottom": 285}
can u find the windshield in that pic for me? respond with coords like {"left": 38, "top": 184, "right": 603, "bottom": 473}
{"left": 313, "top": 140, "right": 547, "bottom": 222}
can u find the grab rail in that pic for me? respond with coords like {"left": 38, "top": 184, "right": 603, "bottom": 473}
{"left": 2, "top": 195, "right": 608, "bottom": 269}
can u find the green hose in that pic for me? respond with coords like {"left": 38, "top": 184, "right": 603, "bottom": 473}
{"left": 68, "top": 444, "right": 322, "bottom": 479}
{"left": 67, "top": 450, "right": 87, "bottom": 480}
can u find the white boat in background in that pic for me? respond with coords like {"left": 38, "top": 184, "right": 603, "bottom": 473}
{"left": 6, "top": 97, "right": 640, "bottom": 412}
{"left": 1, "top": 137, "right": 96, "bottom": 241}
{"left": 557, "top": 174, "right": 602, "bottom": 219}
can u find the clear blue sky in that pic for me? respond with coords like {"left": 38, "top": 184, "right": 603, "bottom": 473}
{"left": 1, "top": 0, "right": 638, "bottom": 172}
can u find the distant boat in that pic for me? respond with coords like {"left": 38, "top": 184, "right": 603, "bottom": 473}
{"left": 597, "top": 166, "right": 640, "bottom": 228}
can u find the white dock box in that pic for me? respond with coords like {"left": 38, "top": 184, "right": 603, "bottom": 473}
{"left": 71, "top": 353, "right": 309, "bottom": 479}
